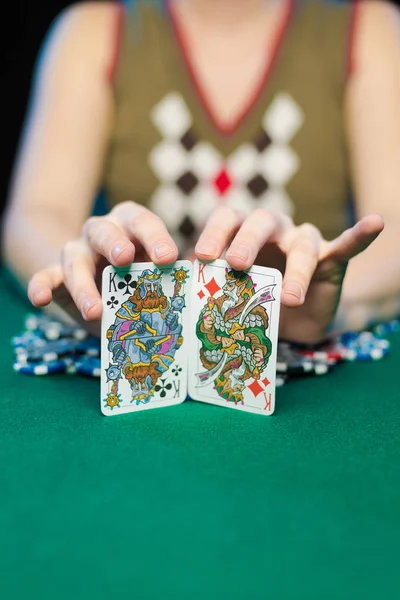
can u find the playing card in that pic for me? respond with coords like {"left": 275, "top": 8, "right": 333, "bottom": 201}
{"left": 188, "top": 259, "right": 282, "bottom": 415}
{"left": 101, "top": 261, "right": 192, "bottom": 416}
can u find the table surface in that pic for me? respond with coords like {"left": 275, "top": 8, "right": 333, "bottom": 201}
{"left": 1, "top": 270, "right": 399, "bottom": 599}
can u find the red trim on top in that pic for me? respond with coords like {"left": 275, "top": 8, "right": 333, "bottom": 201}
{"left": 105, "top": 2, "right": 124, "bottom": 83}
{"left": 166, "top": 0, "right": 295, "bottom": 136}
{"left": 347, "top": 0, "right": 361, "bottom": 78}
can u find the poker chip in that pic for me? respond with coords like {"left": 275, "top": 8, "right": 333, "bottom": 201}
{"left": 299, "top": 345, "right": 345, "bottom": 363}
{"left": 11, "top": 330, "right": 46, "bottom": 349}
{"left": 372, "top": 319, "right": 400, "bottom": 336}
{"left": 13, "top": 357, "right": 74, "bottom": 375}
{"left": 25, "top": 313, "right": 87, "bottom": 341}
{"left": 11, "top": 313, "right": 397, "bottom": 385}
{"left": 16, "top": 339, "right": 76, "bottom": 363}
{"left": 275, "top": 375, "right": 287, "bottom": 387}
{"left": 276, "top": 343, "right": 333, "bottom": 378}
{"left": 45, "top": 324, "right": 87, "bottom": 341}
{"left": 75, "top": 356, "right": 102, "bottom": 377}
{"left": 75, "top": 337, "right": 100, "bottom": 357}
{"left": 339, "top": 331, "right": 390, "bottom": 361}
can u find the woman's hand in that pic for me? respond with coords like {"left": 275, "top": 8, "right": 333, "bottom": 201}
{"left": 27, "top": 202, "right": 178, "bottom": 326}
{"left": 195, "top": 207, "right": 384, "bottom": 343}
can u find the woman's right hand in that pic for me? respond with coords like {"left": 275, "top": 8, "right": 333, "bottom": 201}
{"left": 27, "top": 202, "right": 179, "bottom": 326}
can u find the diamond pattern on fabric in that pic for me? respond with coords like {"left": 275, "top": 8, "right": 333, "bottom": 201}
{"left": 254, "top": 130, "right": 272, "bottom": 152}
{"left": 213, "top": 169, "right": 232, "bottom": 196}
{"left": 226, "top": 144, "right": 260, "bottom": 183}
{"left": 247, "top": 174, "right": 269, "bottom": 198}
{"left": 180, "top": 129, "right": 198, "bottom": 151}
{"left": 262, "top": 93, "right": 304, "bottom": 144}
{"left": 176, "top": 171, "right": 199, "bottom": 195}
{"left": 148, "top": 141, "right": 188, "bottom": 181}
{"left": 149, "top": 92, "right": 303, "bottom": 252}
{"left": 261, "top": 145, "right": 299, "bottom": 187}
{"left": 189, "top": 142, "right": 222, "bottom": 179}
{"left": 179, "top": 215, "right": 196, "bottom": 237}
{"left": 151, "top": 92, "right": 192, "bottom": 138}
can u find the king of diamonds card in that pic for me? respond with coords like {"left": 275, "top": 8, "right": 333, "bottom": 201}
{"left": 189, "top": 260, "right": 282, "bottom": 415}
{"left": 101, "top": 261, "right": 191, "bottom": 415}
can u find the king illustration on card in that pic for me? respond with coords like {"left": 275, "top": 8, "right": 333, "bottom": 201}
{"left": 101, "top": 261, "right": 191, "bottom": 415}
{"left": 189, "top": 260, "right": 282, "bottom": 415}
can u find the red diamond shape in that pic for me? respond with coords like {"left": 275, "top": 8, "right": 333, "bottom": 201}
{"left": 205, "top": 277, "right": 221, "bottom": 297}
{"left": 262, "top": 377, "right": 270, "bottom": 387}
{"left": 214, "top": 169, "right": 232, "bottom": 196}
{"left": 197, "top": 289, "right": 205, "bottom": 300}
{"left": 247, "top": 379, "right": 264, "bottom": 398}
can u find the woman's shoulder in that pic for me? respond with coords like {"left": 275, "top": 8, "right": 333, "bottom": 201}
{"left": 43, "top": 2, "right": 122, "bottom": 76}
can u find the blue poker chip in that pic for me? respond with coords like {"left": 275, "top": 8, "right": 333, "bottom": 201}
{"left": 340, "top": 331, "right": 390, "bottom": 361}
{"left": 75, "top": 356, "right": 101, "bottom": 377}
{"left": 373, "top": 319, "right": 400, "bottom": 336}
{"left": 16, "top": 338, "right": 76, "bottom": 363}
{"left": 75, "top": 336, "right": 100, "bottom": 357}
{"left": 12, "top": 330, "right": 46, "bottom": 349}
{"left": 13, "top": 357, "right": 75, "bottom": 375}
{"left": 43, "top": 323, "right": 88, "bottom": 341}
{"left": 25, "top": 312, "right": 88, "bottom": 341}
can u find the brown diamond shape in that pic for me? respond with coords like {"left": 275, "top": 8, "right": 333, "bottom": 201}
{"left": 254, "top": 130, "right": 272, "bottom": 153}
{"left": 176, "top": 171, "right": 199, "bottom": 195}
{"left": 179, "top": 215, "right": 196, "bottom": 238}
{"left": 180, "top": 130, "right": 198, "bottom": 151}
{"left": 247, "top": 174, "right": 269, "bottom": 198}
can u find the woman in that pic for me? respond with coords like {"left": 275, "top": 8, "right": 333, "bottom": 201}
{"left": 3, "top": 0, "right": 400, "bottom": 343}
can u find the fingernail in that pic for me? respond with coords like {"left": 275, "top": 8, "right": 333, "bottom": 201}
{"left": 196, "top": 239, "right": 219, "bottom": 257}
{"left": 82, "top": 299, "right": 93, "bottom": 317}
{"left": 283, "top": 282, "right": 305, "bottom": 303}
{"left": 111, "top": 245, "right": 124, "bottom": 262}
{"left": 154, "top": 243, "right": 174, "bottom": 259}
{"left": 229, "top": 245, "right": 250, "bottom": 261}
{"left": 31, "top": 290, "right": 46, "bottom": 304}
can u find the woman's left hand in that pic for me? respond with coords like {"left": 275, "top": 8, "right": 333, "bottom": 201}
{"left": 194, "top": 207, "right": 384, "bottom": 343}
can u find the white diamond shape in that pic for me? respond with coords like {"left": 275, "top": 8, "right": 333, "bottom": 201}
{"left": 262, "top": 93, "right": 304, "bottom": 143}
{"left": 226, "top": 144, "right": 259, "bottom": 183}
{"left": 148, "top": 141, "right": 189, "bottom": 182}
{"left": 188, "top": 142, "right": 222, "bottom": 180}
{"left": 260, "top": 145, "right": 299, "bottom": 187}
{"left": 151, "top": 92, "right": 192, "bottom": 139}
{"left": 256, "top": 188, "right": 295, "bottom": 216}
{"left": 224, "top": 188, "right": 255, "bottom": 216}
{"left": 149, "top": 186, "right": 187, "bottom": 229}
{"left": 186, "top": 185, "right": 219, "bottom": 227}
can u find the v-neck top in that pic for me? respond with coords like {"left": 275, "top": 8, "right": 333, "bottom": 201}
{"left": 103, "top": 0, "right": 356, "bottom": 254}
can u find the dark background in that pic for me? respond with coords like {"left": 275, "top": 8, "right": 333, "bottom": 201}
{"left": 1, "top": 2, "right": 83, "bottom": 222}
{"left": 1, "top": 0, "right": 399, "bottom": 225}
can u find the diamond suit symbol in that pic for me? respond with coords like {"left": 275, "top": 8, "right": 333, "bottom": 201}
{"left": 205, "top": 277, "right": 221, "bottom": 297}
{"left": 247, "top": 379, "right": 264, "bottom": 398}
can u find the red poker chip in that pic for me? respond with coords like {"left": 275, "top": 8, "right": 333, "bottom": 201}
{"left": 299, "top": 345, "right": 345, "bottom": 363}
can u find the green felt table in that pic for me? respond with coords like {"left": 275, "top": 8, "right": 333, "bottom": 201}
{"left": 1, "top": 270, "right": 399, "bottom": 599}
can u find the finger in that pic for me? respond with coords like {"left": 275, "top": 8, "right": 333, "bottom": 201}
{"left": 28, "top": 264, "right": 63, "bottom": 307}
{"left": 225, "top": 209, "right": 292, "bottom": 270}
{"left": 195, "top": 207, "right": 241, "bottom": 260}
{"left": 113, "top": 202, "right": 178, "bottom": 264}
{"left": 281, "top": 223, "right": 321, "bottom": 307}
{"left": 61, "top": 240, "right": 102, "bottom": 320}
{"left": 83, "top": 216, "right": 135, "bottom": 266}
{"left": 324, "top": 214, "right": 384, "bottom": 262}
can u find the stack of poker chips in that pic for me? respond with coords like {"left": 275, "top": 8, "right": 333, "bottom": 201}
{"left": 275, "top": 324, "right": 397, "bottom": 386}
{"left": 11, "top": 313, "right": 399, "bottom": 384}
{"left": 12, "top": 314, "right": 101, "bottom": 377}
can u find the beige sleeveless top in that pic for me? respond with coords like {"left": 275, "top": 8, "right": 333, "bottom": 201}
{"left": 103, "top": 0, "right": 356, "bottom": 253}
